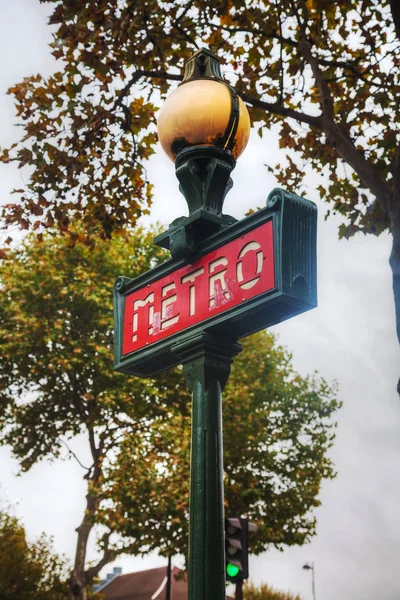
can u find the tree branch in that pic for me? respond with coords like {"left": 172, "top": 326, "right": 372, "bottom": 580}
{"left": 293, "top": 0, "right": 392, "bottom": 214}
{"left": 68, "top": 368, "right": 89, "bottom": 423}
{"left": 205, "top": 21, "right": 298, "bottom": 48}
{"left": 111, "top": 67, "right": 181, "bottom": 125}
{"left": 87, "top": 426, "right": 105, "bottom": 482}
{"left": 176, "top": 0, "right": 195, "bottom": 24}
{"left": 112, "top": 69, "right": 182, "bottom": 114}
{"left": 297, "top": 35, "right": 335, "bottom": 120}
{"left": 114, "top": 62, "right": 393, "bottom": 213}
{"left": 58, "top": 437, "right": 90, "bottom": 471}
{"left": 85, "top": 533, "right": 117, "bottom": 583}
{"left": 208, "top": 20, "right": 371, "bottom": 84}
{"left": 242, "top": 93, "right": 322, "bottom": 129}
{"left": 274, "top": 0, "right": 285, "bottom": 104}
{"left": 86, "top": 539, "right": 144, "bottom": 583}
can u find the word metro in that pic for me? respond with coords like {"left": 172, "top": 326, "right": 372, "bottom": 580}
{"left": 123, "top": 220, "right": 274, "bottom": 355}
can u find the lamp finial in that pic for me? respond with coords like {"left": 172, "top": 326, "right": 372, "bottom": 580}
{"left": 182, "top": 48, "right": 224, "bottom": 83}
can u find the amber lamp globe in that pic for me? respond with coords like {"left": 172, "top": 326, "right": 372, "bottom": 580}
{"left": 157, "top": 78, "right": 250, "bottom": 161}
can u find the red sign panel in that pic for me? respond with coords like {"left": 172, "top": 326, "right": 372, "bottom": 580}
{"left": 122, "top": 220, "right": 274, "bottom": 356}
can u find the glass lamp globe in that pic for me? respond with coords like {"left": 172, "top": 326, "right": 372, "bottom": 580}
{"left": 157, "top": 78, "right": 251, "bottom": 162}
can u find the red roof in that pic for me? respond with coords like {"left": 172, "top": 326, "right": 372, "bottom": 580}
{"left": 97, "top": 566, "right": 233, "bottom": 600}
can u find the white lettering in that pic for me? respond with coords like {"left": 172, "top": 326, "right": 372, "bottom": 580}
{"left": 132, "top": 292, "right": 154, "bottom": 342}
{"left": 236, "top": 241, "right": 263, "bottom": 290}
{"left": 181, "top": 267, "right": 205, "bottom": 317}
{"left": 161, "top": 282, "right": 179, "bottom": 330}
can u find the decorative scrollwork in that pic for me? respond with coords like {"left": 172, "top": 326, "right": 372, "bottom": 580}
{"left": 114, "top": 276, "right": 132, "bottom": 292}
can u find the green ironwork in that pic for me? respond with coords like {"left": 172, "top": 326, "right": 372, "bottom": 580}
{"left": 154, "top": 145, "right": 236, "bottom": 258}
{"left": 172, "top": 333, "right": 241, "bottom": 600}
{"left": 181, "top": 48, "right": 224, "bottom": 82}
{"left": 154, "top": 146, "right": 236, "bottom": 259}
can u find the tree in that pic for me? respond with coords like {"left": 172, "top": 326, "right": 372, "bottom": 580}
{"left": 0, "top": 1, "right": 399, "bottom": 353}
{"left": 0, "top": 510, "right": 69, "bottom": 600}
{"left": 100, "top": 330, "right": 339, "bottom": 557}
{"left": 244, "top": 582, "right": 302, "bottom": 600}
{"left": 0, "top": 227, "right": 339, "bottom": 599}
{"left": 0, "top": 225, "right": 174, "bottom": 599}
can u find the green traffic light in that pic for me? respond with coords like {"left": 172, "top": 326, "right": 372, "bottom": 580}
{"left": 226, "top": 563, "right": 240, "bottom": 578}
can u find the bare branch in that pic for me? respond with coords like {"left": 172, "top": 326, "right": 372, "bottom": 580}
{"left": 296, "top": 30, "right": 335, "bottom": 119}
{"left": 86, "top": 539, "right": 145, "bottom": 583}
{"left": 242, "top": 93, "right": 322, "bottom": 129}
{"left": 113, "top": 69, "right": 182, "bottom": 114}
{"left": 67, "top": 368, "right": 89, "bottom": 423}
{"left": 207, "top": 19, "right": 370, "bottom": 84}
{"left": 176, "top": 0, "right": 195, "bottom": 24}
{"left": 274, "top": 0, "right": 285, "bottom": 104}
{"left": 58, "top": 437, "right": 91, "bottom": 471}
{"left": 136, "top": 69, "right": 182, "bottom": 83}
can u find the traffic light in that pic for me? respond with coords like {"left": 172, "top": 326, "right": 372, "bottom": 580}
{"left": 224, "top": 517, "right": 249, "bottom": 582}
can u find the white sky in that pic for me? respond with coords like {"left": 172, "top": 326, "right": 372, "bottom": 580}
{"left": 0, "top": 3, "right": 399, "bottom": 600}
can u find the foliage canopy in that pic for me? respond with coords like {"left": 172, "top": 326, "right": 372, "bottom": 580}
{"left": 0, "top": 511, "right": 69, "bottom": 600}
{"left": 0, "top": 0, "right": 398, "bottom": 241}
{"left": 0, "top": 226, "right": 339, "bottom": 597}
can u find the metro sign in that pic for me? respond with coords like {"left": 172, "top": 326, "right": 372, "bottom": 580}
{"left": 122, "top": 220, "right": 274, "bottom": 356}
{"left": 114, "top": 188, "right": 317, "bottom": 377}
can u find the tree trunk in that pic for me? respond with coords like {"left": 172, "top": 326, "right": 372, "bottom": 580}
{"left": 67, "top": 424, "right": 105, "bottom": 599}
{"left": 69, "top": 514, "right": 92, "bottom": 600}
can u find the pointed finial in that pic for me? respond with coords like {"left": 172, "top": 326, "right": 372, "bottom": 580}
{"left": 182, "top": 48, "right": 224, "bottom": 83}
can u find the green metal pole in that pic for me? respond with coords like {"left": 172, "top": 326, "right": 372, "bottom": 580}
{"left": 172, "top": 333, "right": 241, "bottom": 600}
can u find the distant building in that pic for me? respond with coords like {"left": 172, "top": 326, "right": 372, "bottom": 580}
{"left": 93, "top": 565, "right": 233, "bottom": 600}
{"left": 93, "top": 566, "right": 123, "bottom": 593}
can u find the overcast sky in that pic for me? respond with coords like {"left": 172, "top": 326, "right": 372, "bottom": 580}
{"left": 0, "top": 3, "right": 399, "bottom": 600}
